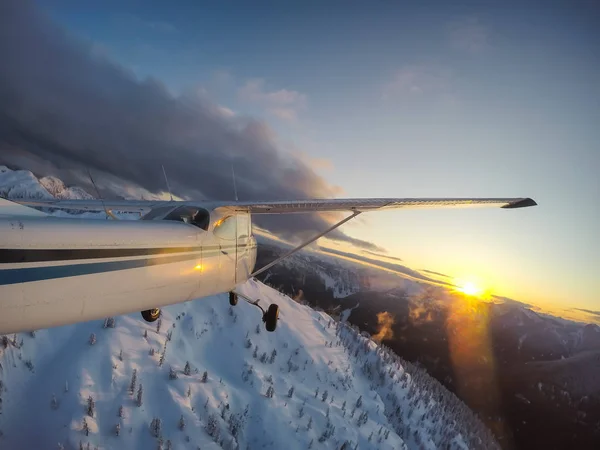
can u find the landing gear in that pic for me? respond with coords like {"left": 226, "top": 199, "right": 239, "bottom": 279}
{"left": 141, "top": 308, "right": 161, "bottom": 322}
{"left": 263, "top": 304, "right": 279, "bottom": 332}
{"left": 230, "top": 291, "right": 279, "bottom": 332}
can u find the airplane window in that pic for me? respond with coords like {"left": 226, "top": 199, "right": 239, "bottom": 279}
{"left": 140, "top": 206, "right": 176, "bottom": 220}
{"left": 237, "top": 214, "right": 249, "bottom": 239}
{"left": 213, "top": 215, "right": 237, "bottom": 240}
{"left": 164, "top": 206, "right": 210, "bottom": 231}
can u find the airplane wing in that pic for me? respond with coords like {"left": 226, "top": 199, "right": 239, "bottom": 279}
{"left": 224, "top": 197, "right": 537, "bottom": 214}
{"left": 15, "top": 197, "right": 537, "bottom": 215}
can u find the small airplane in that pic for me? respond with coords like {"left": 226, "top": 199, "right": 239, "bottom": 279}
{"left": 0, "top": 195, "right": 536, "bottom": 335}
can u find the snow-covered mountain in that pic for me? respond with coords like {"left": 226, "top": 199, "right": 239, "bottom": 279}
{"left": 0, "top": 280, "right": 497, "bottom": 450}
{"left": 0, "top": 166, "right": 93, "bottom": 200}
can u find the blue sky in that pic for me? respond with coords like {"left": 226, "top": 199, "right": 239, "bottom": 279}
{"left": 36, "top": 0, "right": 599, "bottom": 315}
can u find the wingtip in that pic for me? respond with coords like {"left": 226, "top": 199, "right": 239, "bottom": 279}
{"left": 502, "top": 198, "right": 538, "bottom": 209}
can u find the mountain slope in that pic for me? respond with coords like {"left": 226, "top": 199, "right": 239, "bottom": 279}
{"left": 0, "top": 279, "right": 497, "bottom": 450}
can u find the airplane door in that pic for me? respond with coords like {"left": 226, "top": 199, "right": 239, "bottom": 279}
{"left": 214, "top": 215, "right": 237, "bottom": 291}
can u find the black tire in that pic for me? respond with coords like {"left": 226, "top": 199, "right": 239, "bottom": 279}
{"left": 229, "top": 292, "right": 238, "bottom": 306}
{"left": 264, "top": 304, "right": 279, "bottom": 332}
{"left": 141, "top": 308, "right": 161, "bottom": 322}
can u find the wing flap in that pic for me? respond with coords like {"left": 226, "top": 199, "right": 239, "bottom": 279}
{"left": 15, "top": 199, "right": 165, "bottom": 214}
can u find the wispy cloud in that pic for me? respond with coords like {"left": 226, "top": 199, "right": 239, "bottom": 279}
{"left": 573, "top": 308, "right": 600, "bottom": 317}
{"left": 421, "top": 269, "right": 450, "bottom": 278}
{"left": 113, "top": 13, "right": 178, "bottom": 34}
{"left": 363, "top": 250, "right": 403, "bottom": 262}
{"left": 382, "top": 65, "right": 452, "bottom": 100}
{"left": 447, "top": 16, "right": 488, "bottom": 54}
{"left": 238, "top": 79, "right": 307, "bottom": 121}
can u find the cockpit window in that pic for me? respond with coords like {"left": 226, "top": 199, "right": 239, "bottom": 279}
{"left": 141, "top": 205, "right": 210, "bottom": 231}
{"left": 164, "top": 206, "right": 210, "bottom": 231}
{"left": 140, "top": 206, "right": 176, "bottom": 221}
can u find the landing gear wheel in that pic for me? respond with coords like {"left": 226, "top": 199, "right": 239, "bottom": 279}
{"left": 141, "top": 308, "right": 161, "bottom": 322}
{"left": 229, "top": 292, "right": 238, "bottom": 306}
{"left": 263, "top": 304, "right": 279, "bottom": 332}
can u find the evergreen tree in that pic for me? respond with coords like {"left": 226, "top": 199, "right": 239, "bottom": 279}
{"left": 307, "top": 416, "right": 312, "bottom": 430}
{"left": 314, "top": 388, "right": 319, "bottom": 398}
{"left": 202, "top": 371, "right": 208, "bottom": 383}
{"left": 156, "top": 318, "right": 162, "bottom": 333}
{"left": 206, "top": 414, "right": 219, "bottom": 440}
{"left": 179, "top": 415, "right": 185, "bottom": 431}
{"left": 187, "top": 385, "right": 192, "bottom": 398}
{"left": 265, "top": 386, "right": 274, "bottom": 398}
{"left": 115, "top": 423, "right": 121, "bottom": 436}
{"left": 321, "top": 390, "right": 328, "bottom": 402}
{"left": 129, "top": 369, "right": 137, "bottom": 395}
{"left": 269, "top": 349, "right": 277, "bottom": 364}
{"left": 137, "top": 384, "right": 143, "bottom": 407}
{"left": 184, "top": 361, "right": 191, "bottom": 376}
{"left": 253, "top": 345, "right": 258, "bottom": 358}
{"left": 118, "top": 405, "right": 124, "bottom": 418}
{"left": 288, "top": 386, "right": 294, "bottom": 398}
{"left": 144, "top": 329, "right": 148, "bottom": 339}
{"left": 169, "top": 366, "right": 178, "bottom": 380}
{"left": 356, "top": 395, "right": 363, "bottom": 408}
{"left": 118, "top": 349, "right": 123, "bottom": 361}
{"left": 245, "top": 338, "right": 252, "bottom": 349}
{"left": 82, "top": 418, "right": 89, "bottom": 436}
{"left": 150, "top": 417, "right": 162, "bottom": 438}
{"left": 87, "top": 396, "right": 95, "bottom": 417}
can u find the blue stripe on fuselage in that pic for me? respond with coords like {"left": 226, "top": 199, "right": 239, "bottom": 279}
{"left": 0, "top": 253, "right": 202, "bottom": 286}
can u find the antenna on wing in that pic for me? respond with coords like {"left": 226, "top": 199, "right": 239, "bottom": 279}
{"left": 162, "top": 164, "right": 173, "bottom": 201}
{"left": 231, "top": 164, "right": 239, "bottom": 201}
{"left": 86, "top": 168, "right": 117, "bottom": 220}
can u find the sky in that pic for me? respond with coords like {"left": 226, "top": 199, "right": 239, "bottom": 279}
{"left": 1, "top": 0, "right": 598, "bottom": 318}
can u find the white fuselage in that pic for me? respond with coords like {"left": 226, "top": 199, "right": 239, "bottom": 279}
{"left": 0, "top": 211, "right": 256, "bottom": 334}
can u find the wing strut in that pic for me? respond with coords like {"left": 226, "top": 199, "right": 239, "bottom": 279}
{"left": 251, "top": 211, "right": 362, "bottom": 277}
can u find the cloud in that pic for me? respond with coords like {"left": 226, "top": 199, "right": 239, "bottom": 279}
{"left": 318, "top": 247, "right": 452, "bottom": 285}
{"left": 0, "top": 0, "right": 379, "bottom": 252}
{"left": 573, "top": 308, "right": 600, "bottom": 317}
{"left": 372, "top": 311, "right": 395, "bottom": 342}
{"left": 113, "top": 13, "right": 177, "bottom": 34}
{"left": 382, "top": 65, "right": 451, "bottom": 100}
{"left": 363, "top": 250, "right": 402, "bottom": 262}
{"left": 420, "top": 269, "right": 450, "bottom": 278}
{"left": 447, "top": 17, "right": 488, "bottom": 54}
{"left": 238, "top": 79, "right": 307, "bottom": 121}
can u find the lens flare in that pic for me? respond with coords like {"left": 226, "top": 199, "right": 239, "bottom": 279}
{"left": 459, "top": 281, "right": 482, "bottom": 296}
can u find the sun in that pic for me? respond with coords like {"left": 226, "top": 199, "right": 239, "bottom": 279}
{"left": 459, "top": 282, "right": 482, "bottom": 296}
{"left": 454, "top": 278, "right": 486, "bottom": 297}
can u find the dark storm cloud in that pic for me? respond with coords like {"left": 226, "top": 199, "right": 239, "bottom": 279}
{"left": 0, "top": 1, "right": 382, "bottom": 252}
